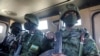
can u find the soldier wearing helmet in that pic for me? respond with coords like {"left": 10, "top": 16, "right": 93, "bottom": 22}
{"left": 7, "top": 22, "right": 22, "bottom": 56}
{"left": 10, "top": 22, "right": 22, "bottom": 36}
{"left": 20, "top": 14, "right": 44, "bottom": 56}
{"left": 42, "top": 4, "right": 99, "bottom": 56}
{"left": 60, "top": 4, "right": 80, "bottom": 28}
{"left": 24, "top": 14, "right": 39, "bottom": 31}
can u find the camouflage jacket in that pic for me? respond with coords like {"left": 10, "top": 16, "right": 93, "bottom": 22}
{"left": 6, "top": 33, "right": 16, "bottom": 46}
{"left": 42, "top": 28, "right": 99, "bottom": 56}
{"left": 20, "top": 30, "right": 44, "bottom": 56}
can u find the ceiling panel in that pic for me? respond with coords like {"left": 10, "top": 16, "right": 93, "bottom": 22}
{"left": 0, "top": 0, "right": 70, "bottom": 22}
{"left": 0, "top": 0, "right": 99, "bottom": 22}
{"left": 35, "top": 0, "right": 100, "bottom": 19}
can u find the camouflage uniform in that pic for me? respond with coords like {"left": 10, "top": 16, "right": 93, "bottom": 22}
{"left": 20, "top": 14, "right": 44, "bottom": 56}
{"left": 20, "top": 30, "right": 43, "bottom": 56}
{"left": 7, "top": 22, "right": 22, "bottom": 46}
{"left": 6, "top": 33, "right": 16, "bottom": 47}
{"left": 42, "top": 4, "right": 99, "bottom": 56}
{"left": 42, "top": 28, "right": 99, "bottom": 56}
{"left": 60, "top": 4, "right": 99, "bottom": 56}
{"left": 8, "top": 22, "right": 22, "bottom": 56}
{"left": 61, "top": 28, "right": 99, "bottom": 56}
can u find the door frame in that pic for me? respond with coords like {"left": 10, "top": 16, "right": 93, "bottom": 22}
{"left": 91, "top": 11, "right": 100, "bottom": 40}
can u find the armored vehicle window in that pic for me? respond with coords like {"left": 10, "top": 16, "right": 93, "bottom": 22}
{"left": 0, "top": 22, "right": 7, "bottom": 43}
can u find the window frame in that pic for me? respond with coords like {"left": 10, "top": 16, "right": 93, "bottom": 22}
{"left": 91, "top": 11, "right": 100, "bottom": 40}
{"left": 0, "top": 21, "right": 8, "bottom": 43}
{"left": 38, "top": 20, "right": 48, "bottom": 30}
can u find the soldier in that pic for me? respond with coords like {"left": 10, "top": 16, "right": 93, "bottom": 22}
{"left": 7, "top": 22, "right": 22, "bottom": 56}
{"left": 0, "top": 22, "right": 22, "bottom": 56}
{"left": 8, "top": 22, "right": 22, "bottom": 46}
{"left": 7, "top": 22, "right": 22, "bottom": 44}
{"left": 43, "top": 4, "right": 99, "bottom": 56}
{"left": 10, "top": 22, "right": 22, "bottom": 36}
{"left": 20, "top": 14, "right": 44, "bottom": 56}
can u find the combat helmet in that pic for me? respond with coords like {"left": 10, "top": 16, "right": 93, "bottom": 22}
{"left": 60, "top": 4, "right": 80, "bottom": 20}
{"left": 10, "top": 22, "right": 21, "bottom": 29}
{"left": 25, "top": 14, "right": 39, "bottom": 26}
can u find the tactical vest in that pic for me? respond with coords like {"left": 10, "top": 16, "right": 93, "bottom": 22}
{"left": 21, "top": 30, "right": 43, "bottom": 56}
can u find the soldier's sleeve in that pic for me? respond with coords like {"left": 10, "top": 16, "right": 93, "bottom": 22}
{"left": 83, "top": 31, "right": 99, "bottom": 56}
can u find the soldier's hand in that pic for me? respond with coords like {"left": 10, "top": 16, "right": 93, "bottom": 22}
{"left": 52, "top": 53, "right": 66, "bottom": 56}
{"left": 46, "top": 31, "right": 55, "bottom": 39}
